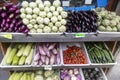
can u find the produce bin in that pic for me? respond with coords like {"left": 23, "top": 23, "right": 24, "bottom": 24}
{"left": 0, "top": 43, "right": 35, "bottom": 70}
{"left": 8, "top": 69, "right": 60, "bottom": 80}
{"left": 81, "top": 68, "right": 108, "bottom": 80}
{"left": 85, "top": 42, "right": 117, "bottom": 67}
{"left": 60, "top": 42, "right": 91, "bottom": 67}
{"left": 32, "top": 42, "right": 63, "bottom": 68}
{"left": 60, "top": 68, "right": 85, "bottom": 80}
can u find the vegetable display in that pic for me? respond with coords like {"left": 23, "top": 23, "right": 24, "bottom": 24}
{"left": 82, "top": 68, "right": 104, "bottom": 80}
{"left": 2, "top": 43, "right": 34, "bottom": 65}
{"left": 66, "top": 11, "right": 98, "bottom": 32}
{"left": 33, "top": 43, "right": 61, "bottom": 65}
{"left": 85, "top": 42, "right": 115, "bottom": 63}
{"left": 96, "top": 8, "right": 120, "bottom": 32}
{"left": 0, "top": 3, "right": 29, "bottom": 33}
{"left": 8, "top": 70, "right": 59, "bottom": 80}
{"left": 20, "top": 0, "right": 67, "bottom": 33}
{"left": 63, "top": 45, "right": 87, "bottom": 64}
{"left": 8, "top": 71, "right": 35, "bottom": 80}
{"left": 35, "top": 70, "right": 59, "bottom": 80}
{"left": 60, "top": 68, "right": 82, "bottom": 80}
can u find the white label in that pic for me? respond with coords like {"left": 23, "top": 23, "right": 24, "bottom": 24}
{"left": 85, "top": 0, "right": 92, "bottom": 4}
{"left": 44, "top": 65, "right": 52, "bottom": 70}
{"left": 62, "top": 1, "right": 70, "bottom": 6}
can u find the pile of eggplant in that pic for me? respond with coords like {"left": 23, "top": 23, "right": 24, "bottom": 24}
{"left": 66, "top": 11, "right": 98, "bottom": 32}
{"left": 33, "top": 43, "right": 61, "bottom": 65}
{"left": 0, "top": 3, "right": 29, "bottom": 33}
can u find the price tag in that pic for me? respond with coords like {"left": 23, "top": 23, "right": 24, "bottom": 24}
{"left": 62, "top": 1, "right": 70, "bottom": 6}
{"left": 75, "top": 33, "right": 86, "bottom": 38}
{"left": 0, "top": 34, "right": 13, "bottom": 39}
{"left": 44, "top": 65, "right": 52, "bottom": 70}
{"left": 85, "top": 0, "right": 92, "bottom": 4}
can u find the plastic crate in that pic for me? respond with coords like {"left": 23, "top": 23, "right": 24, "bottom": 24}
{"left": 97, "top": 0, "right": 109, "bottom": 7}
{"left": 64, "top": 5, "right": 95, "bottom": 11}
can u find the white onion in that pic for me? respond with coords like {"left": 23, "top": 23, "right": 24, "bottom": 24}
{"left": 58, "top": 15, "right": 62, "bottom": 21}
{"left": 44, "top": 18, "right": 50, "bottom": 24}
{"left": 34, "top": 24, "right": 39, "bottom": 29}
{"left": 20, "top": 13, "right": 26, "bottom": 18}
{"left": 23, "top": 19, "right": 29, "bottom": 25}
{"left": 43, "top": 26, "right": 51, "bottom": 33}
{"left": 57, "top": 7, "right": 63, "bottom": 12}
{"left": 37, "top": 29, "right": 43, "bottom": 33}
{"left": 26, "top": 14, "right": 32, "bottom": 20}
{"left": 39, "top": 4, "right": 44, "bottom": 11}
{"left": 39, "top": 12, "right": 46, "bottom": 18}
{"left": 20, "top": 8, "right": 26, "bottom": 13}
{"left": 27, "top": 24, "right": 33, "bottom": 29}
{"left": 22, "top": 1, "right": 29, "bottom": 8}
{"left": 59, "top": 25, "right": 66, "bottom": 32}
{"left": 52, "top": 26, "right": 58, "bottom": 32}
{"left": 47, "top": 12, "right": 52, "bottom": 18}
{"left": 51, "top": 16, "right": 58, "bottom": 23}
{"left": 53, "top": 0, "right": 61, "bottom": 7}
{"left": 61, "top": 19, "right": 67, "bottom": 25}
{"left": 44, "top": 7, "right": 50, "bottom": 13}
{"left": 50, "top": 6, "right": 55, "bottom": 12}
{"left": 30, "top": 19, "right": 36, "bottom": 25}
{"left": 32, "top": 14, "right": 37, "bottom": 19}
{"left": 30, "top": 28, "right": 37, "bottom": 33}
{"left": 48, "top": 23, "right": 53, "bottom": 27}
{"left": 29, "top": 2, "right": 37, "bottom": 8}
{"left": 53, "top": 11, "right": 59, "bottom": 16}
{"left": 33, "top": 7, "right": 40, "bottom": 15}
{"left": 55, "top": 22, "right": 61, "bottom": 27}
{"left": 25, "top": 7, "right": 32, "bottom": 14}
{"left": 44, "top": 1, "right": 51, "bottom": 7}
{"left": 61, "top": 11, "right": 68, "bottom": 18}
{"left": 36, "top": 17, "right": 43, "bottom": 24}
{"left": 36, "top": 0, "right": 42, "bottom": 5}
{"left": 38, "top": 24, "right": 44, "bottom": 29}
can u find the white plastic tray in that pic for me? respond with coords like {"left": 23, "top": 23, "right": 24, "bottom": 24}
{"left": 85, "top": 42, "right": 117, "bottom": 67}
{"left": 0, "top": 43, "right": 35, "bottom": 68}
{"left": 60, "top": 42, "right": 91, "bottom": 67}
{"left": 81, "top": 68, "right": 108, "bottom": 80}
{"left": 32, "top": 43, "right": 63, "bottom": 68}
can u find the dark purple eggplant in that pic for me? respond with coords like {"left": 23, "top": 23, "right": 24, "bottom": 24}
{"left": 1, "top": 12, "right": 7, "bottom": 18}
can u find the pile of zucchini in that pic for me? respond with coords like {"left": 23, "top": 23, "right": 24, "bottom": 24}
{"left": 85, "top": 42, "right": 115, "bottom": 63}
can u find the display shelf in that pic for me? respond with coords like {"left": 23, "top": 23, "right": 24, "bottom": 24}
{"left": 0, "top": 42, "right": 117, "bottom": 71}
{"left": 0, "top": 64, "right": 116, "bottom": 71}
{"left": 0, "top": 32, "right": 120, "bottom": 42}
{"left": 97, "top": 31, "right": 120, "bottom": 37}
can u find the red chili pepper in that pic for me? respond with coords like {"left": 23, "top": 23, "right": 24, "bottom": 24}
{"left": 63, "top": 45, "right": 87, "bottom": 64}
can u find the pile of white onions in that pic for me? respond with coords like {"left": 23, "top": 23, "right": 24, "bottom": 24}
{"left": 20, "top": 0, "right": 67, "bottom": 33}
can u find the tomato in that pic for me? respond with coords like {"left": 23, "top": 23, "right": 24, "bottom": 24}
{"left": 63, "top": 45, "right": 87, "bottom": 64}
